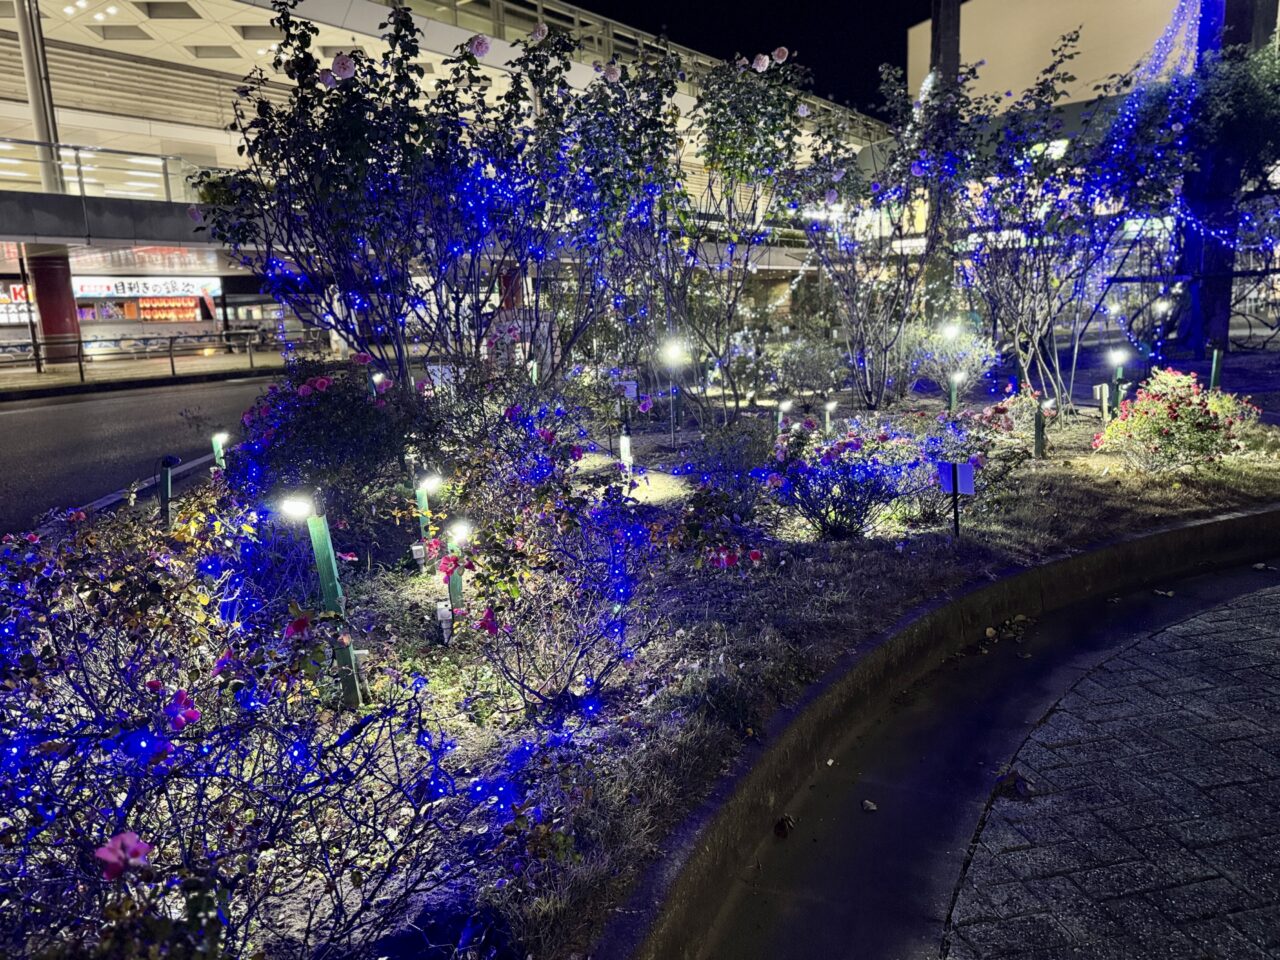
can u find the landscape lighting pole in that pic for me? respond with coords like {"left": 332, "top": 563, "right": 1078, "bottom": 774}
{"left": 777, "top": 399, "right": 793, "bottom": 432}
{"left": 445, "top": 519, "right": 471, "bottom": 611}
{"left": 416, "top": 473, "right": 443, "bottom": 541}
{"left": 824, "top": 399, "right": 838, "bottom": 435}
{"left": 210, "top": 432, "right": 229, "bottom": 470}
{"left": 280, "top": 493, "right": 364, "bottom": 708}
{"left": 948, "top": 371, "right": 966, "bottom": 414}
{"left": 1108, "top": 347, "right": 1129, "bottom": 415}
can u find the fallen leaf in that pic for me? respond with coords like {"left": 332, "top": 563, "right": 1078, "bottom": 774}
{"left": 862, "top": 800, "right": 878, "bottom": 813}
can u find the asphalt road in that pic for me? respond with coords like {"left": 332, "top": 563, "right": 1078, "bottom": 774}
{"left": 0, "top": 378, "right": 270, "bottom": 533}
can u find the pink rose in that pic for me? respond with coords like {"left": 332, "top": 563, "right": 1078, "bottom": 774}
{"left": 95, "top": 831, "right": 152, "bottom": 881}
{"left": 475, "top": 607, "right": 500, "bottom": 635}
{"left": 530, "top": 22, "right": 548, "bottom": 42}
{"left": 603, "top": 63, "right": 621, "bottom": 83}
{"left": 318, "top": 68, "right": 336, "bottom": 89}
{"left": 352, "top": 352, "right": 373, "bottom": 365}
{"left": 772, "top": 46, "right": 789, "bottom": 63}
{"left": 752, "top": 53, "right": 770, "bottom": 73}
{"left": 638, "top": 395, "right": 653, "bottom": 414}
{"left": 331, "top": 53, "right": 355, "bottom": 80}
{"left": 297, "top": 384, "right": 313, "bottom": 398}
{"left": 467, "top": 34, "right": 491, "bottom": 58}
{"left": 313, "top": 376, "right": 332, "bottom": 392}
{"left": 796, "top": 102, "right": 810, "bottom": 118}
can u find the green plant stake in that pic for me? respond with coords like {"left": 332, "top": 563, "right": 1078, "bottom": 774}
{"left": 306, "top": 512, "right": 363, "bottom": 708}
{"left": 1210, "top": 347, "right": 1223, "bottom": 390}
{"left": 158, "top": 455, "right": 179, "bottom": 530}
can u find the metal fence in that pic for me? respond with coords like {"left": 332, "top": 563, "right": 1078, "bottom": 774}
{"left": 0, "top": 329, "right": 326, "bottom": 383}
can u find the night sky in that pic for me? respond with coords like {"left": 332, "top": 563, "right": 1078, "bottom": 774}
{"left": 575, "top": 0, "right": 936, "bottom": 117}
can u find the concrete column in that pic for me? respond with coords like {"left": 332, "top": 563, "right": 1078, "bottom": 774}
{"left": 929, "top": 0, "right": 961, "bottom": 86}
{"left": 12, "top": 0, "right": 63, "bottom": 192}
{"left": 24, "top": 243, "right": 80, "bottom": 363}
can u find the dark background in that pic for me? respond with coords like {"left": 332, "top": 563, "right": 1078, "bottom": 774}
{"left": 575, "top": 0, "right": 936, "bottom": 116}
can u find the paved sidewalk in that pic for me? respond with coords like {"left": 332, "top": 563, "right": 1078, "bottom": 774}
{"left": 0, "top": 351, "right": 287, "bottom": 394}
{"left": 947, "top": 586, "right": 1280, "bottom": 959}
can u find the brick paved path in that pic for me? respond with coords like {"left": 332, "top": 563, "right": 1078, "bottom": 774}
{"left": 946, "top": 586, "right": 1280, "bottom": 959}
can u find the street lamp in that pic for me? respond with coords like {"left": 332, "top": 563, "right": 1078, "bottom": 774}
{"left": 948, "top": 371, "right": 966, "bottom": 414}
{"left": 1107, "top": 347, "right": 1129, "bottom": 384}
{"left": 210, "top": 431, "right": 230, "bottom": 470}
{"left": 777, "top": 398, "right": 794, "bottom": 432}
{"left": 824, "top": 399, "right": 838, "bottom": 434}
{"left": 278, "top": 492, "right": 364, "bottom": 707}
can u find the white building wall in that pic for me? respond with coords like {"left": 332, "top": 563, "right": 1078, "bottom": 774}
{"left": 907, "top": 0, "right": 1178, "bottom": 103}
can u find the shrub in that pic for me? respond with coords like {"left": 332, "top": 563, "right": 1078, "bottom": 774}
{"left": 911, "top": 325, "right": 1000, "bottom": 396}
{"left": 225, "top": 356, "right": 445, "bottom": 546}
{"left": 0, "top": 492, "right": 478, "bottom": 958}
{"left": 674, "top": 416, "right": 776, "bottom": 523}
{"left": 1092, "top": 368, "right": 1258, "bottom": 471}
{"left": 770, "top": 337, "right": 846, "bottom": 398}
{"left": 761, "top": 417, "right": 937, "bottom": 538}
{"left": 450, "top": 395, "right": 666, "bottom": 723}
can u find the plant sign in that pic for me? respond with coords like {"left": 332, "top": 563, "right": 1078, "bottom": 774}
{"left": 937, "top": 460, "right": 976, "bottom": 538}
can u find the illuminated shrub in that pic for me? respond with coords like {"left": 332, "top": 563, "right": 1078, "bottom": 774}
{"left": 1092, "top": 368, "right": 1258, "bottom": 471}
{"left": 761, "top": 417, "right": 937, "bottom": 538}
{"left": 0, "top": 495, "right": 475, "bottom": 958}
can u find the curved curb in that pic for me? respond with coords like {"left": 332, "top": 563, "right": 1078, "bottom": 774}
{"left": 594, "top": 502, "right": 1280, "bottom": 960}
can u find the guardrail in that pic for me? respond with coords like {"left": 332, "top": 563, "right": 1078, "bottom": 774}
{"left": 0, "top": 137, "right": 201, "bottom": 203}
{"left": 0, "top": 329, "right": 326, "bottom": 382}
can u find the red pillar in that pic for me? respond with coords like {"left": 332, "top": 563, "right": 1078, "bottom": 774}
{"left": 24, "top": 243, "right": 80, "bottom": 363}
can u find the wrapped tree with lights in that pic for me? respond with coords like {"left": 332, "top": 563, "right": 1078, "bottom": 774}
{"left": 195, "top": 0, "right": 681, "bottom": 385}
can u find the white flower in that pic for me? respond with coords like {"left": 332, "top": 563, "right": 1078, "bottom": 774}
{"left": 530, "top": 22, "right": 548, "bottom": 42}
{"left": 796, "top": 102, "right": 810, "bottom": 118}
{"left": 736, "top": 56, "right": 749, "bottom": 70}
{"left": 331, "top": 53, "right": 355, "bottom": 80}
{"left": 603, "top": 63, "right": 621, "bottom": 83}
{"left": 752, "top": 53, "right": 770, "bottom": 73}
{"left": 318, "top": 68, "right": 336, "bottom": 89}
{"left": 772, "top": 46, "right": 789, "bottom": 64}
{"left": 467, "top": 34, "right": 491, "bottom": 58}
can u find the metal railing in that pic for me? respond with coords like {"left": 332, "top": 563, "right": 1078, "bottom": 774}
{"left": 0, "top": 136, "right": 201, "bottom": 203}
{"left": 0, "top": 329, "right": 326, "bottom": 383}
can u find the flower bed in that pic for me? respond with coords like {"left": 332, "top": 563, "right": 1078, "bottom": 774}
{"left": 2, "top": 358, "right": 1279, "bottom": 959}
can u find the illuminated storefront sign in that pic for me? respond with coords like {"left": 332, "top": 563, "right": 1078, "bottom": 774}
{"left": 72, "top": 276, "right": 223, "bottom": 299}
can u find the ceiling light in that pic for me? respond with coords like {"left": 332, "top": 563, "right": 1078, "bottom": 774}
{"left": 0, "top": 157, "right": 22, "bottom": 165}
{"left": 93, "top": 12, "right": 105, "bottom": 20}
{"left": 106, "top": 4, "right": 117, "bottom": 11}
{"left": 127, "top": 156, "right": 165, "bottom": 166}
{"left": 257, "top": 48, "right": 266, "bottom": 55}
{"left": 123, "top": 181, "right": 160, "bottom": 188}
{"left": 0, "top": 170, "right": 30, "bottom": 178}
{"left": 62, "top": 5, "right": 75, "bottom": 12}
{"left": 75, "top": 0, "right": 87, "bottom": 8}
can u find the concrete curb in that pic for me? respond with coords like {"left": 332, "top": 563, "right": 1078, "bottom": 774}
{"left": 0, "top": 369, "right": 278, "bottom": 403}
{"left": 595, "top": 502, "right": 1280, "bottom": 960}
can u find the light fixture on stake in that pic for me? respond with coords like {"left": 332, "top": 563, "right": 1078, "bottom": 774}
{"left": 777, "top": 399, "right": 794, "bottom": 431}
{"left": 445, "top": 519, "right": 472, "bottom": 610}
{"left": 1034, "top": 399, "right": 1054, "bottom": 460}
{"left": 824, "top": 399, "right": 838, "bottom": 434}
{"left": 660, "top": 338, "right": 689, "bottom": 449}
{"left": 948, "top": 371, "right": 966, "bottom": 415}
{"left": 1210, "top": 346, "right": 1223, "bottom": 390}
{"left": 1108, "top": 347, "right": 1129, "bottom": 416}
{"left": 941, "top": 322, "right": 960, "bottom": 341}
{"left": 369, "top": 370, "right": 385, "bottom": 397}
{"left": 210, "top": 431, "right": 230, "bottom": 470}
{"left": 278, "top": 492, "right": 366, "bottom": 708}
{"left": 415, "top": 473, "right": 443, "bottom": 541}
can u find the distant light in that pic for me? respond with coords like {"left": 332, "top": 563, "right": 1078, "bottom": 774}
{"left": 62, "top": 4, "right": 74, "bottom": 12}
{"left": 779, "top": 399, "right": 794, "bottom": 413}
{"left": 1107, "top": 348, "right": 1129, "bottom": 367}
{"left": 660, "top": 338, "right": 689, "bottom": 368}
{"left": 418, "top": 474, "right": 443, "bottom": 495}
{"left": 824, "top": 400, "right": 838, "bottom": 412}
{"left": 447, "top": 520, "right": 472, "bottom": 546}
{"left": 92, "top": 11, "right": 104, "bottom": 19}
{"left": 211, "top": 431, "right": 230, "bottom": 444}
{"left": 279, "top": 495, "right": 315, "bottom": 520}
{"left": 372, "top": 372, "right": 386, "bottom": 384}
{"left": 950, "top": 371, "right": 967, "bottom": 384}
{"left": 941, "top": 323, "right": 960, "bottom": 341}
{"left": 106, "top": 4, "right": 117, "bottom": 11}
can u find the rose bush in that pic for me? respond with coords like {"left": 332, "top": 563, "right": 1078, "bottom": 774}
{"left": 1092, "top": 368, "right": 1258, "bottom": 471}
